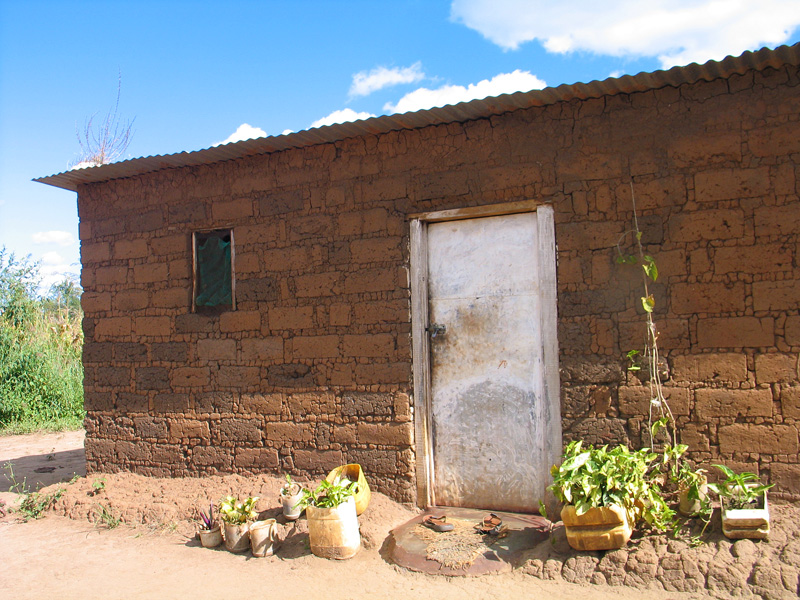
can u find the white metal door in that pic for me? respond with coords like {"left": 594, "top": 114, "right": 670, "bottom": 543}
{"left": 424, "top": 209, "right": 558, "bottom": 512}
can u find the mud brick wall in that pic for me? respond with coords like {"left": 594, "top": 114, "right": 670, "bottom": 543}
{"left": 78, "top": 60, "right": 800, "bottom": 503}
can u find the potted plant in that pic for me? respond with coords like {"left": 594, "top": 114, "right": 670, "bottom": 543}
{"left": 325, "top": 464, "right": 371, "bottom": 515}
{"left": 299, "top": 476, "right": 360, "bottom": 559}
{"left": 674, "top": 463, "right": 710, "bottom": 518}
{"left": 280, "top": 474, "right": 304, "bottom": 521}
{"left": 709, "top": 465, "right": 772, "bottom": 540}
{"left": 219, "top": 495, "right": 259, "bottom": 553}
{"left": 548, "top": 441, "right": 674, "bottom": 551}
{"left": 197, "top": 502, "right": 222, "bottom": 548}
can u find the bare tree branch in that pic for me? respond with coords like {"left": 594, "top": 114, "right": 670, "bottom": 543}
{"left": 72, "top": 72, "right": 135, "bottom": 167}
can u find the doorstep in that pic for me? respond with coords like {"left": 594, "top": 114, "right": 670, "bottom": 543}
{"left": 387, "top": 507, "right": 549, "bottom": 576}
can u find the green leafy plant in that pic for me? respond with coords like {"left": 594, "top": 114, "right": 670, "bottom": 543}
{"left": 709, "top": 465, "right": 773, "bottom": 510}
{"left": 89, "top": 477, "right": 106, "bottom": 496}
{"left": 280, "top": 473, "right": 302, "bottom": 497}
{"left": 299, "top": 476, "right": 357, "bottom": 509}
{"left": 17, "top": 487, "right": 65, "bottom": 520}
{"left": 95, "top": 503, "right": 121, "bottom": 528}
{"left": 218, "top": 495, "right": 259, "bottom": 525}
{"left": 548, "top": 440, "right": 674, "bottom": 530}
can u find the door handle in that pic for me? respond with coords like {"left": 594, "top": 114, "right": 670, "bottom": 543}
{"left": 426, "top": 323, "right": 446, "bottom": 338}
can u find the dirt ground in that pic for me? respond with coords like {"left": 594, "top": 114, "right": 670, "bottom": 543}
{"left": 0, "top": 431, "right": 797, "bottom": 600}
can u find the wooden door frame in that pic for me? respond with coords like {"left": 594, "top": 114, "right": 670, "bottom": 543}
{"left": 409, "top": 200, "right": 561, "bottom": 509}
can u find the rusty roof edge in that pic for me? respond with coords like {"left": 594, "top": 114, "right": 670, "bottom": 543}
{"left": 35, "top": 43, "right": 800, "bottom": 193}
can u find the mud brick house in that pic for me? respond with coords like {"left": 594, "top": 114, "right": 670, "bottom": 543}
{"left": 37, "top": 44, "right": 800, "bottom": 508}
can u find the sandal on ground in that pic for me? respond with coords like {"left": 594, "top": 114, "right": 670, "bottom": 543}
{"left": 475, "top": 513, "right": 505, "bottom": 535}
{"left": 422, "top": 515, "right": 454, "bottom": 532}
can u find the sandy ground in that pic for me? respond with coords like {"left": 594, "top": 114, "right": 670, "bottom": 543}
{"left": 0, "top": 431, "right": 737, "bottom": 599}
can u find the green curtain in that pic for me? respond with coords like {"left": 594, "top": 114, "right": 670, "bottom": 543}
{"left": 196, "top": 236, "right": 231, "bottom": 306}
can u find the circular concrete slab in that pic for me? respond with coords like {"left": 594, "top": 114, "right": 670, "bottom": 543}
{"left": 388, "top": 507, "right": 549, "bottom": 576}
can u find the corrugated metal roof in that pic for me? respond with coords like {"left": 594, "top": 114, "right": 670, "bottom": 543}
{"left": 35, "top": 43, "right": 800, "bottom": 192}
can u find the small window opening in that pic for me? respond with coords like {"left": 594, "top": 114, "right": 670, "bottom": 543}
{"left": 192, "top": 229, "right": 235, "bottom": 312}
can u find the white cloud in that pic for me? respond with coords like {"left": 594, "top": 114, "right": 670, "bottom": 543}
{"left": 349, "top": 62, "right": 426, "bottom": 97}
{"left": 41, "top": 251, "right": 63, "bottom": 265}
{"left": 281, "top": 129, "right": 295, "bottom": 136}
{"left": 39, "top": 260, "right": 80, "bottom": 293}
{"left": 214, "top": 123, "right": 267, "bottom": 146}
{"left": 310, "top": 108, "right": 376, "bottom": 129}
{"left": 450, "top": 0, "right": 800, "bottom": 68}
{"left": 32, "top": 230, "right": 75, "bottom": 246}
{"left": 384, "top": 70, "right": 546, "bottom": 114}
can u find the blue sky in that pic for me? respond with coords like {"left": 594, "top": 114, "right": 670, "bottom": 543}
{"left": 2, "top": 0, "right": 800, "bottom": 291}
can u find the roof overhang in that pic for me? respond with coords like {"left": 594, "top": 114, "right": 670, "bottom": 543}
{"left": 35, "top": 43, "right": 800, "bottom": 193}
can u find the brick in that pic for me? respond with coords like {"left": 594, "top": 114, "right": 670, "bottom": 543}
{"left": 258, "top": 190, "right": 304, "bottom": 216}
{"left": 112, "top": 289, "right": 150, "bottom": 312}
{"left": 694, "top": 167, "right": 770, "bottom": 202}
{"left": 151, "top": 342, "right": 189, "bottom": 362}
{"left": 117, "top": 393, "right": 150, "bottom": 413}
{"left": 357, "top": 422, "right": 413, "bottom": 446}
{"left": 133, "top": 262, "right": 168, "bottom": 284}
{"left": 113, "top": 342, "right": 147, "bottom": 361}
{"left": 786, "top": 316, "right": 800, "bottom": 346}
{"left": 168, "top": 202, "right": 205, "bottom": 224}
{"left": 216, "top": 418, "right": 263, "bottom": 443}
{"left": 618, "top": 318, "right": 690, "bottom": 351}
{"left": 713, "top": 244, "right": 793, "bottom": 275}
{"left": 719, "top": 424, "right": 798, "bottom": 454}
{"left": 220, "top": 310, "right": 261, "bottom": 333}
{"left": 133, "top": 416, "right": 167, "bottom": 439}
{"left": 84, "top": 391, "right": 113, "bottom": 411}
{"left": 216, "top": 366, "right": 260, "bottom": 388}
{"left": 175, "top": 313, "right": 217, "bottom": 334}
{"left": 191, "top": 445, "right": 233, "bottom": 469}
{"left": 195, "top": 392, "right": 236, "bottom": 413}
{"left": 133, "top": 316, "right": 171, "bottom": 337}
{"left": 269, "top": 306, "right": 314, "bottom": 330}
{"left": 151, "top": 234, "right": 188, "bottom": 255}
{"left": 669, "top": 133, "right": 741, "bottom": 167}
{"left": 239, "top": 393, "right": 283, "bottom": 414}
{"left": 672, "top": 353, "right": 747, "bottom": 382}
{"left": 337, "top": 208, "right": 388, "bottom": 236}
{"left": 169, "top": 419, "right": 209, "bottom": 440}
{"left": 81, "top": 292, "right": 111, "bottom": 313}
{"left": 769, "top": 463, "right": 800, "bottom": 496}
{"left": 330, "top": 304, "right": 351, "bottom": 326}
{"left": 343, "top": 268, "right": 396, "bottom": 294}
{"left": 171, "top": 367, "right": 210, "bottom": 387}
{"left": 113, "top": 239, "right": 149, "bottom": 259}
{"left": 127, "top": 209, "right": 163, "bottom": 233}
{"left": 748, "top": 123, "right": 800, "bottom": 157}
{"left": 81, "top": 241, "right": 111, "bottom": 263}
{"left": 752, "top": 281, "right": 800, "bottom": 312}
{"left": 83, "top": 342, "right": 113, "bottom": 363}
{"left": 670, "top": 282, "right": 745, "bottom": 314}
{"left": 197, "top": 338, "right": 236, "bottom": 361}
{"left": 694, "top": 388, "right": 773, "bottom": 419}
{"left": 353, "top": 361, "right": 411, "bottom": 385}
{"left": 266, "top": 422, "right": 313, "bottom": 442}
{"left": 261, "top": 246, "right": 312, "bottom": 272}
{"left": 293, "top": 449, "right": 344, "bottom": 472}
{"left": 780, "top": 386, "right": 800, "bottom": 419}
{"left": 234, "top": 252, "right": 260, "bottom": 273}
{"left": 152, "top": 287, "right": 190, "bottom": 309}
{"left": 754, "top": 204, "right": 800, "bottom": 237}
{"left": 289, "top": 215, "right": 333, "bottom": 241}
{"left": 697, "top": 317, "right": 774, "bottom": 348}
{"left": 95, "top": 316, "right": 132, "bottom": 338}
{"left": 755, "top": 353, "right": 798, "bottom": 384}
{"left": 135, "top": 367, "right": 171, "bottom": 390}
{"left": 153, "top": 393, "right": 190, "bottom": 413}
{"left": 618, "top": 386, "right": 690, "bottom": 417}
{"left": 292, "top": 335, "right": 340, "bottom": 358}
{"left": 668, "top": 209, "right": 744, "bottom": 243}
{"left": 211, "top": 197, "right": 253, "bottom": 221}
{"left": 350, "top": 237, "right": 403, "bottom": 263}
{"left": 96, "top": 266, "right": 128, "bottom": 286}
{"left": 353, "top": 300, "right": 408, "bottom": 324}
{"left": 342, "top": 333, "right": 394, "bottom": 358}
{"left": 234, "top": 447, "right": 280, "bottom": 469}
{"left": 556, "top": 221, "right": 624, "bottom": 251}
{"left": 241, "top": 338, "right": 283, "bottom": 361}
{"left": 294, "top": 272, "right": 340, "bottom": 298}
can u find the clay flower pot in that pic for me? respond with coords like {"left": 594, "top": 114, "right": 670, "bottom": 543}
{"left": 198, "top": 525, "right": 223, "bottom": 548}
{"left": 223, "top": 522, "right": 251, "bottom": 553}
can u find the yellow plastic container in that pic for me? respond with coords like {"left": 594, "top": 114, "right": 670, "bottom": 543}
{"left": 561, "top": 505, "right": 632, "bottom": 551}
{"left": 307, "top": 496, "right": 360, "bottom": 559}
{"left": 325, "top": 464, "right": 371, "bottom": 516}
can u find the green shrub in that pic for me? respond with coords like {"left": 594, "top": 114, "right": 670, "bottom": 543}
{"left": 0, "top": 248, "right": 84, "bottom": 433}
